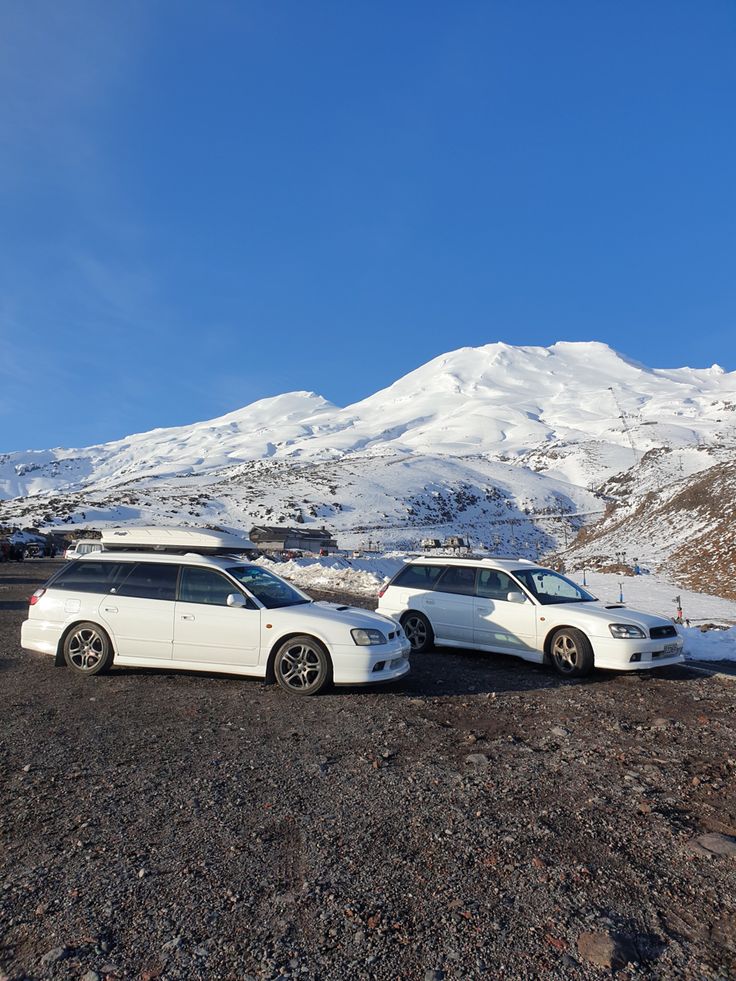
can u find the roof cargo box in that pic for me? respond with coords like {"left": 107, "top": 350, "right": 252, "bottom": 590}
{"left": 100, "top": 527, "right": 257, "bottom": 555}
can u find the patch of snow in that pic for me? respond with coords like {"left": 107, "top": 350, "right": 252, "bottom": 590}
{"left": 681, "top": 626, "right": 736, "bottom": 662}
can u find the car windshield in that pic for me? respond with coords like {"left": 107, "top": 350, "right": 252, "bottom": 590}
{"left": 512, "top": 568, "right": 596, "bottom": 605}
{"left": 226, "top": 565, "right": 311, "bottom": 609}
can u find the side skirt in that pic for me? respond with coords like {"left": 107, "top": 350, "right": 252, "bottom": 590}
{"left": 437, "top": 639, "right": 545, "bottom": 664}
{"left": 113, "top": 655, "right": 267, "bottom": 678}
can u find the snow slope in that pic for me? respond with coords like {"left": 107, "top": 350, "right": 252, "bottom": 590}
{"left": 3, "top": 342, "right": 736, "bottom": 498}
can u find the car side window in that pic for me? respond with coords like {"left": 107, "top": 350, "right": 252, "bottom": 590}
{"left": 393, "top": 564, "right": 445, "bottom": 590}
{"left": 476, "top": 569, "right": 523, "bottom": 600}
{"left": 179, "top": 567, "right": 239, "bottom": 606}
{"left": 49, "top": 561, "right": 129, "bottom": 594}
{"left": 435, "top": 566, "right": 477, "bottom": 596}
{"left": 115, "top": 563, "right": 179, "bottom": 601}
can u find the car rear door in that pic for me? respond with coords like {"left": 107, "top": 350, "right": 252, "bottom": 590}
{"left": 98, "top": 561, "right": 178, "bottom": 660}
{"left": 173, "top": 566, "right": 261, "bottom": 666}
{"left": 473, "top": 569, "right": 538, "bottom": 654}
{"left": 429, "top": 566, "right": 477, "bottom": 645}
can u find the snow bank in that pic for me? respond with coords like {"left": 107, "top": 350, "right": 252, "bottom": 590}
{"left": 682, "top": 626, "right": 736, "bottom": 663}
{"left": 255, "top": 554, "right": 407, "bottom": 594}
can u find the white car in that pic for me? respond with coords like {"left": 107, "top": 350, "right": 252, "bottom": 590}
{"left": 377, "top": 557, "right": 684, "bottom": 677}
{"left": 64, "top": 539, "right": 103, "bottom": 560}
{"left": 21, "top": 551, "right": 410, "bottom": 695}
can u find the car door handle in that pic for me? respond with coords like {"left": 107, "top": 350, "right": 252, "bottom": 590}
{"left": 103, "top": 606, "right": 118, "bottom": 614}
{"left": 180, "top": 615, "right": 195, "bottom": 621}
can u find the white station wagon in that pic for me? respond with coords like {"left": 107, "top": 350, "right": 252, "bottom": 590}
{"left": 22, "top": 548, "right": 410, "bottom": 695}
{"left": 377, "top": 557, "right": 684, "bottom": 677}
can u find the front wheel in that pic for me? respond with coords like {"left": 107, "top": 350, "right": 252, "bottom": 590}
{"left": 274, "top": 636, "right": 331, "bottom": 696}
{"left": 400, "top": 611, "right": 434, "bottom": 654}
{"left": 63, "top": 622, "right": 114, "bottom": 676}
{"left": 549, "top": 627, "right": 594, "bottom": 678}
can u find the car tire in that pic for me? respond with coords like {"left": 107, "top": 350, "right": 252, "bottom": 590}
{"left": 549, "top": 627, "right": 594, "bottom": 678}
{"left": 274, "top": 635, "right": 331, "bottom": 696}
{"left": 63, "top": 622, "right": 114, "bottom": 676}
{"left": 400, "top": 611, "right": 434, "bottom": 654}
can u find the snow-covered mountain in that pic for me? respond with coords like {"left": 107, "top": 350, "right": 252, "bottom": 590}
{"left": 2, "top": 341, "right": 735, "bottom": 575}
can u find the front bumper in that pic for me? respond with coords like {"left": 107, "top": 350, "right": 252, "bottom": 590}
{"left": 331, "top": 640, "right": 412, "bottom": 685}
{"left": 593, "top": 635, "right": 684, "bottom": 671}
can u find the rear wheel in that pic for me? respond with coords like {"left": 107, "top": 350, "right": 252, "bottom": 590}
{"left": 549, "top": 627, "right": 594, "bottom": 678}
{"left": 400, "top": 611, "right": 434, "bottom": 654}
{"left": 63, "top": 622, "right": 114, "bottom": 676}
{"left": 274, "top": 635, "right": 331, "bottom": 696}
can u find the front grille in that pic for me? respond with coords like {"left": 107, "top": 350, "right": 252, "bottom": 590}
{"left": 650, "top": 625, "right": 677, "bottom": 639}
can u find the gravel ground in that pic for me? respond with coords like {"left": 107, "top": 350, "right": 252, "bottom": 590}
{"left": 1, "top": 560, "right": 735, "bottom": 980}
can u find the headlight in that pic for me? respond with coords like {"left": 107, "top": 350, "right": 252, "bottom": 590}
{"left": 351, "top": 628, "right": 387, "bottom": 646}
{"left": 609, "top": 623, "right": 646, "bottom": 639}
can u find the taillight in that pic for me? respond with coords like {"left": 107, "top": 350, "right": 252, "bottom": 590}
{"left": 377, "top": 585, "right": 388, "bottom": 598}
{"left": 29, "top": 589, "right": 46, "bottom": 606}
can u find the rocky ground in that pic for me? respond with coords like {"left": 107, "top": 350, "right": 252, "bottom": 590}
{"left": 1, "top": 561, "right": 735, "bottom": 980}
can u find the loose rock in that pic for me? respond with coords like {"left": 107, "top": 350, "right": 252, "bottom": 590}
{"left": 577, "top": 931, "right": 636, "bottom": 970}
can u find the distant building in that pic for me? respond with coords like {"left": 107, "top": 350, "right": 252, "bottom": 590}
{"left": 421, "top": 538, "right": 442, "bottom": 550}
{"left": 249, "top": 525, "right": 338, "bottom": 553}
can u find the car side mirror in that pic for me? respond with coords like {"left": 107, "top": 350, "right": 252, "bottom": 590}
{"left": 226, "top": 593, "right": 246, "bottom": 608}
{"left": 507, "top": 591, "right": 526, "bottom": 604}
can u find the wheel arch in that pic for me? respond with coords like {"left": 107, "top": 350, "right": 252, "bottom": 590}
{"left": 543, "top": 624, "right": 589, "bottom": 660}
{"left": 543, "top": 624, "right": 595, "bottom": 666}
{"left": 264, "top": 631, "right": 333, "bottom": 684}
{"left": 399, "top": 608, "right": 433, "bottom": 627}
{"left": 55, "top": 619, "right": 115, "bottom": 667}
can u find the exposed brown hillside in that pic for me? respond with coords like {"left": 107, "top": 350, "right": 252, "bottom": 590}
{"left": 566, "top": 461, "right": 736, "bottom": 601}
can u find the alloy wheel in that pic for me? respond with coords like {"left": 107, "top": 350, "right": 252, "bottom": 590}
{"left": 277, "top": 642, "right": 325, "bottom": 692}
{"left": 67, "top": 627, "right": 105, "bottom": 672}
{"left": 551, "top": 632, "right": 579, "bottom": 674}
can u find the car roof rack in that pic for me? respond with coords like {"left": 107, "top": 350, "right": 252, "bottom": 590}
{"left": 414, "top": 552, "right": 538, "bottom": 563}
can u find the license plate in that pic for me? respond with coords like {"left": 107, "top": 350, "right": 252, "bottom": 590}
{"left": 663, "top": 643, "right": 679, "bottom": 655}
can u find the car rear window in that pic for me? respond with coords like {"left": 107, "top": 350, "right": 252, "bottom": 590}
{"left": 115, "top": 563, "right": 179, "bottom": 601}
{"left": 49, "top": 560, "right": 131, "bottom": 594}
{"left": 392, "top": 564, "right": 446, "bottom": 590}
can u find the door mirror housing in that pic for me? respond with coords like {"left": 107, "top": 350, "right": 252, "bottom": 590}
{"left": 226, "top": 592, "right": 246, "bottom": 608}
{"left": 507, "top": 591, "right": 526, "bottom": 604}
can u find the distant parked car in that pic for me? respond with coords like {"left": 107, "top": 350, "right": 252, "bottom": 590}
{"left": 64, "top": 540, "right": 103, "bottom": 560}
{"left": 23, "top": 543, "right": 42, "bottom": 559}
{"left": 377, "top": 557, "right": 684, "bottom": 677}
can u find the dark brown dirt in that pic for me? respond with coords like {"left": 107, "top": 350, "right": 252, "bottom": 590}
{"left": 1, "top": 561, "right": 735, "bottom": 980}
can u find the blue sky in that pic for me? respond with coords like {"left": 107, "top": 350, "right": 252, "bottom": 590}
{"left": 1, "top": 0, "right": 735, "bottom": 453}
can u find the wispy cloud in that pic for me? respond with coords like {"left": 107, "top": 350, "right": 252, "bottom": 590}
{"left": 0, "top": 1, "right": 148, "bottom": 193}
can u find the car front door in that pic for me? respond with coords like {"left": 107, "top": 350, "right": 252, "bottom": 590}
{"left": 473, "top": 569, "right": 538, "bottom": 655}
{"left": 173, "top": 566, "right": 261, "bottom": 666}
{"left": 429, "top": 566, "right": 477, "bottom": 645}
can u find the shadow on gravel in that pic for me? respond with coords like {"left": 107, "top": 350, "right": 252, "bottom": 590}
{"left": 103, "top": 651, "right": 603, "bottom": 698}
{"left": 0, "top": 575, "right": 41, "bottom": 586}
{"left": 70, "top": 648, "right": 711, "bottom": 699}
{"left": 0, "top": 600, "right": 28, "bottom": 611}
